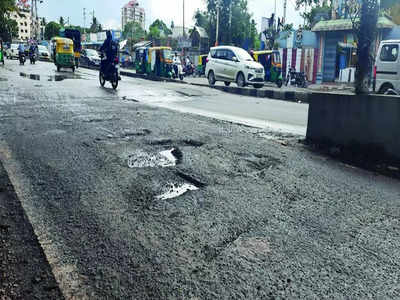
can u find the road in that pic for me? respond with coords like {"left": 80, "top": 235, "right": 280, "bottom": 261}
{"left": 1, "top": 59, "right": 400, "bottom": 299}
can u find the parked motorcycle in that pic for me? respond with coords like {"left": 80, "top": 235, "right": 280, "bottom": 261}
{"left": 19, "top": 52, "right": 25, "bottom": 65}
{"left": 285, "top": 67, "right": 307, "bottom": 88}
{"left": 99, "top": 53, "right": 120, "bottom": 90}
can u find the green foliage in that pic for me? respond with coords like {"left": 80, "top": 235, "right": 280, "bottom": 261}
{"left": 123, "top": 21, "right": 145, "bottom": 44}
{"left": 0, "top": 0, "right": 17, "bottom": 42}
{"left": 389, "top": 3, "right": 400, "bottom": 24}
{"left": 45, "top": 21, "right": 61, "bottom": 40}
{"left": 194, "top": 0, "right": 260, "bottom": 49}
{"left": 148, "top": 19, "right": 172, "bottom": 38}
{"left": 301, "top": 5, "right": 331, "bottom": 29}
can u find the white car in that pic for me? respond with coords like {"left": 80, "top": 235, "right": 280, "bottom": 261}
{"left": 205, "top": 46, "right": 265, "bottom": 88}
{"left": 38, "top": 45, "right": 50, "bottom": 61}
{"left": 374, "top": 40, "right": 400, "bottom": 95}
{"left": 6, "top": 44, "right": 19, "bottom": 59}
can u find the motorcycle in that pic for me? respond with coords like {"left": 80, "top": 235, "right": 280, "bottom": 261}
{"left": 19, "top": 52, "right": 25, "bottom": 65}
{"left": 183, "top": 63, "right": 195, "bottom": 77}
{"left": 172, "top": 62, "right": 184, "bottom": 81}
{"left": 29, "top": 52, "right": 36, "bottom": 64}
{"left": 99, "top": 53, "right": 120, "bottom": 90}
{"left": 285, "top": 67, "right": 307, "bottom": 88}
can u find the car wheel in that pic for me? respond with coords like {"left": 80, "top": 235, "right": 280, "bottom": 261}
{"left": 236, "top": 73, "right": 245, "bottom": 87}
{"left": 379, "top": 84, "right": 393, "bottom": 95}
{"left": 208, "top": 71, "right": 216, "bottom": 86}
{"left": 253, "top": 84, "right": 263, "bottom": 89}
{"left": 224, "top": 81, "right": 231, "bottom": 87}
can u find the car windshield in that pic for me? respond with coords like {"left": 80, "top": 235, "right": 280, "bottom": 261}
{"left": 235, "top": 48, "right": 254, "bottom": 61}
{"left": 38, "top": 46, "right": 47, "bottom": 51}
{"left": 86, "top": 49, "right": 98, "bottom": 57}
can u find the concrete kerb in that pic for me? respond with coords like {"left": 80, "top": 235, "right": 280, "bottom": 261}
{"left": 110, "top": 68, "right": 311, "bottom": 103}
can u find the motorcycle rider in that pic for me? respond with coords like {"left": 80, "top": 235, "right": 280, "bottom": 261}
{"left": 172, "top": 52, "right": 180, "bottom": 77}
{"left": 29, "top": 43, "right": 37, "bottom": 62}
{"left": 100, "top": 30, "right": 116, "bottom": 75}
{"left": 18, "top": 43, "right": 25, "bottom": 62}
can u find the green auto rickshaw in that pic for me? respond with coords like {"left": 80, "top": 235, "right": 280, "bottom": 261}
{"left": 134, "top": 46, "right": 148, "bottom": 74}
{"left": 145, "top": 47, "right": 173, "bottom": 78}
{"left": 252, "top": 50, "right": 283, "bottom": 88}
{"left": 196, "top": 54, "right": 208, "bottom": 77}
{"left": 0, "top": 39, "right": 4, "bottom": 65}
{"left": 51, "top": 37, "right": 75, "bottom": 72}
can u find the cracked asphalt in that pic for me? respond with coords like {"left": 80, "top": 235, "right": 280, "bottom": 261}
{"left": 1, "top": 60, "right": 400, "bottom": 299}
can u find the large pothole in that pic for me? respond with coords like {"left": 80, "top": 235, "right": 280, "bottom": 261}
{"left": 127, "top": 148, "right": 182, "bottom": 168}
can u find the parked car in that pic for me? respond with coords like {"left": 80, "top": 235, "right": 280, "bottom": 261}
{"left": 6, "top": 44, "right": 19, "bottom": 59}
{"left": 374, "top": 39, "right": 400, "bottom": 95}
{"left": 38, "top": 45, "right": 50, "bottom": 61}
{"left": 80, "top": 49, "right": 101, "bottom": 67}
{"left": 205, "top": 46, "right": 265, "bottom": 88}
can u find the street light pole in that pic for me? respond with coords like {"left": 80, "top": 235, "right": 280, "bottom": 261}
{"left": 215, "top": 1, "right": 220, "bottom": 46}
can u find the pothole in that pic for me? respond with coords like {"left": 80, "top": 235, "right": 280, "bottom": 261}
{"left": 20, "top": 72, "right": 40, "bottom": 80}
{"left": 156, "top": 183, "right": 199, "bottom": 200}
{"left": 127, "top": 148, "right": 182, "bottom": 168}
{"left": 149, "top": 139, "right": 205, "bottom": 147}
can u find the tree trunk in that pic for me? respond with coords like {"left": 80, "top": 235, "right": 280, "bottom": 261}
{"left": 355, "top": 0, "right": 379, "bottom": 94}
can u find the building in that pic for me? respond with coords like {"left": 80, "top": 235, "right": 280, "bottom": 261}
{"left": 190, "top": 26, "right": 209, "bottom": 54}
{"left": 121, "top": 0, "right": 145, "bottom": 31}
{"left": 10, "top": 8, "right": 31, "bottom": 41}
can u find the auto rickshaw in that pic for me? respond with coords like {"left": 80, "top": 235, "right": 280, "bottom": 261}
{"left": 134, "top": 46, "right": 148, "bottom": 74}
{"left": 252, "top": 50, "right": 283, "bottom": 88}
{"left": 196, "top": 54, "right": 208, "bottom": 77}
{"left": 145, "top": 47, "right": 173, "bottom": 78}
{"left": 0, "top": 39, "right": 4, "bottom": 65}
{"left": 51, "top": 37, "right": 75, "bottom": 72}
{"left": 63, "top": 29, "right": 82, "bottom": 68}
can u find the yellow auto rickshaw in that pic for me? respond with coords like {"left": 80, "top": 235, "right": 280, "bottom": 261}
{"left": 252, "top": 50, "right": 283, "bottom": 87}
{"left": 51, "top": 37, "right": 75, "bottom": 72}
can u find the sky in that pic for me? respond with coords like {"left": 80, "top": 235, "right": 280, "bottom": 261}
{"left": 37, "top": 0, "right": 305, "bottom": 32}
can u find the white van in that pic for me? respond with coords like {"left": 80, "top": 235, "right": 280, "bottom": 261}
{"left": 374, "top": 40, "right": 400, "bottom": 94}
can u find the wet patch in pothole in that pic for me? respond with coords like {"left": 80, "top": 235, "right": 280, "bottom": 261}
{"left": 156, "top": 183, "right": 199, "bottom": 200}
{"left": 149, "top": 139, "right": 205, "bottom": 147}
{"left": 20, "top": 72, "right": 40, "bottom": 80}
{"left": 127, "top": 148, "right": 182, "bottom": 168}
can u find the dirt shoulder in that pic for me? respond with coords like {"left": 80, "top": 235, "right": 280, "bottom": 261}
{"left": 0, "top": 162, "right": 63, "bottom": 299}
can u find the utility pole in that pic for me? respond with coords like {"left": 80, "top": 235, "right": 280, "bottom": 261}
{"left": 83, "top": 8, "right": 86, "bottom": 33}
{"left": 283, "top": 0, "right": 287, "bottom": 24}
{"left": 215, "top": 1, "right": 220, "bottom": 46}
{"left": 183, "top": 0, "right": 185, "bottom": 37}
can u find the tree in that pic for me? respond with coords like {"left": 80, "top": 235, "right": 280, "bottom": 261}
{"left": 262, "top": 14, "right": 293, "bottom": 50}
{"left": 45, "top": 21, "right": 61, "bottom": 40}
{"left": 194, "top": 0, "right": 260, "bottom": 48}
{"left": 0, "top": 0, "right": 17, "bottom": 42}
{"left": 123, "top": 21, "right": 145, "bottom": 46}
{"left": 388, "top": 3, "right": 400, "bottom": 24}
{"left": 59, "top": 16, "right": 65, "bottom": 27}
{"left": 148, "top": 19, "right": 172, "bottom": 37}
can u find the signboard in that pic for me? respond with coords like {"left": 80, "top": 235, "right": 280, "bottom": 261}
{"left": 178, "top": 37, "right": 192, "bottom": 48}
{"left": 260, "top": 17, "right": 269, "bottom": 42}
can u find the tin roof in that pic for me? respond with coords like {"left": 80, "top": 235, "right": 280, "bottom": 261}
{"left": 312, "top": 16, "right": 395, "bottom": 31}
